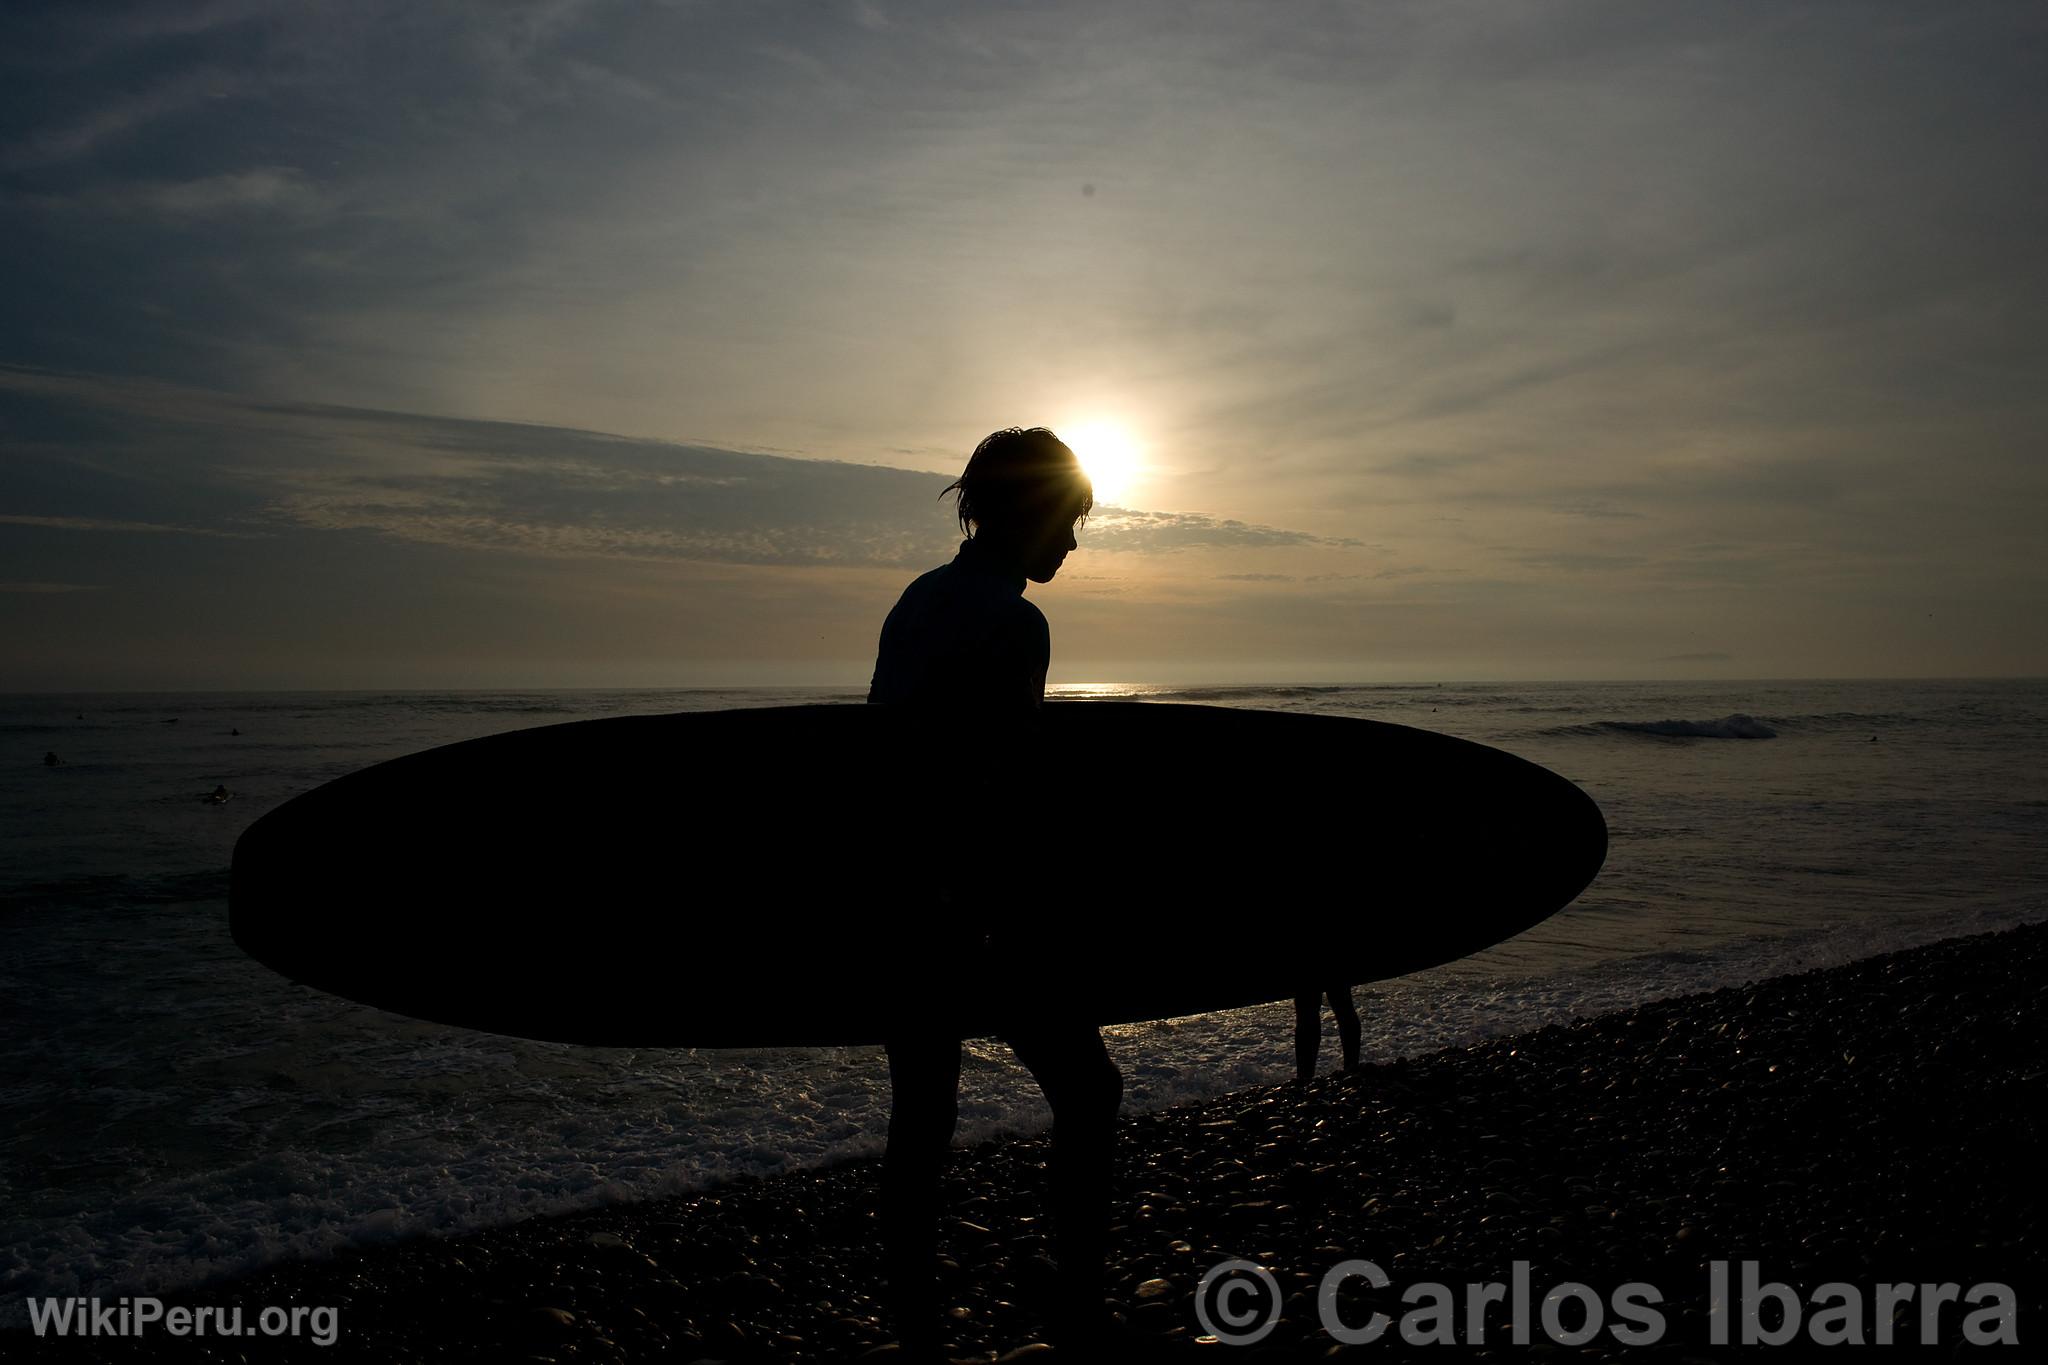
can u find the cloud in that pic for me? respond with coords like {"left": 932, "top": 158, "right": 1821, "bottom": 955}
{"left": 0, "top": 513, "right": 267, "bottom": 539}
{"left": 34, "top": 167, "right": 333, "bottom": 221}
{"left": 1508, "top": 551, "right": 1651, "bottom": 575}
{"left": 4, "top": 3, "right": 2046, "bottom": 680}
{"left": 1, "top": 66, "right": 252, "bottom": 171}
{"left": 2, "top": 368, "right": 1344, "bottom": 570}
{"left": 31, "top": 0, "right": 281, "bottom": 49}
{"left": 1082, "top": 508, "right": 1360, "bottom": 554}
{"left": 1367, "top": 453, "right": 1496, "bottom": 480}
{"left": 1551, "top": 500, "right": 1643, "bottom": 521}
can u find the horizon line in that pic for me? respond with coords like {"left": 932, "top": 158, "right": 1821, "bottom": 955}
{"left": 5, "top": 674, "right": 2044, "bottom": 697}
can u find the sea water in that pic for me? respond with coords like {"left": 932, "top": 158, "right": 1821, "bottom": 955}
{"left": 2, "top": 680, "right": 2044, "bottom": 1318}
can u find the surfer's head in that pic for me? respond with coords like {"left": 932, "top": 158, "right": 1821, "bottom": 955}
{"left": 944, "top": 427, "right": 1093, "bottom": 583}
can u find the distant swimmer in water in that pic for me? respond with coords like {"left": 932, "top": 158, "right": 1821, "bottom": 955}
{"left": 1295, "top": 985, "right": 1361, "bottom": 1082}
{"left": 207, "top": 784, "right": 233, "bottom": 804}
{"left": 44, "top": 751, "right": 60, "bottom": 767}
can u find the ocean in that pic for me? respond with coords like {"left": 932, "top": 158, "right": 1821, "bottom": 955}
{"left": 3, "top": 680, "right": 2044, "bottom": 1322}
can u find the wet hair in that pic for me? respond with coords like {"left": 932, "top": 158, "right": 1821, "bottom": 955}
{"left": 942, "top": 427, "right": 1094, "bottom": 539}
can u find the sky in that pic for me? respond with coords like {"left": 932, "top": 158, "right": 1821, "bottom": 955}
{"left": 3, "top": 0, "right": 2044, "bottom": 689}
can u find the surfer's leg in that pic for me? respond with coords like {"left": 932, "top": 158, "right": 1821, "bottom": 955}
{"left": 1330, "top": 986, "right": 1361, "bottom": 1071}
{"left": 1009, "top": 1024, "right": 1122, "bottom": 1321}
{"left": 882, "top": 1034, "right": 961, "bottom": 1348}
{"left": 1294, "top": 992, "right": 1320, "bottom": 1081}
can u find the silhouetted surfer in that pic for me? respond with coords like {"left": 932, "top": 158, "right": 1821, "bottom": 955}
{"left": 1295, "top": 986, "right": 1361, "bottom": 1081}
{"left": 868, "top": 427, "right": 1120, "bottom": 1353}
{"left": 869, "top": 429, "right": 1088, "bottom": 708}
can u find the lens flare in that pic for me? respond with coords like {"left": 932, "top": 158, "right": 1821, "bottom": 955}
{"left": 1063, "top": 422, "right": 1143, "bottom": 506}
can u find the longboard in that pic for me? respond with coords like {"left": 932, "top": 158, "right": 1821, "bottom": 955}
{"left": 230, "top": 703, "right": 1607, "bottom": 1046}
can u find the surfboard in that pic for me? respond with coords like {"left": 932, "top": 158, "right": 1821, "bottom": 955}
{"left": 229, "top": 703, "right": 1606, "bottom": 1046}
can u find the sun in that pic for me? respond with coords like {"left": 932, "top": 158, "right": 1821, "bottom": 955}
{"left": 1063, "top": 421, "right": 1143, "bottom": 507}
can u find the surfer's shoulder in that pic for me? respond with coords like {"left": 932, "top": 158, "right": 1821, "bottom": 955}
{"left": 982, "top": 585, "right": 1044, "bottom": 632}
{"left": 1011, "top": 592, "right": 1048, "bottom": 630}
{"left": 899, "top": 561, "right": 955, "bottom": 598}
{"left": 877, "top": 562, "right": 953, "bottom": 627}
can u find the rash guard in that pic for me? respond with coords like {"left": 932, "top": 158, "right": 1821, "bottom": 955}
{"left": 867, "top": 538, "right": 1049, "bottom": 707}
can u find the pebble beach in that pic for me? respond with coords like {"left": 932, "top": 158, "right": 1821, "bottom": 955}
{"left": 30, "top": 921, "right": 2041, "bottom": 1362}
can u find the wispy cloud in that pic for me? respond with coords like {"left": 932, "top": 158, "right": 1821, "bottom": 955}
{"left": 19, "top": 167, "right": 332, "bottom": 221}
{"left": 1083, "top": 508, "right": 1360, "bottom": 554}
{"left": 4, "top": 1, "right": 2045, "bottom": 681}
{"left": 3, "top": 369, "right": 1345, "bottom": 569}
{"left": 1, "top": 66, "right": 252, "bottom": 171}
{"left": 0, "top": 513, "right": 267, "bottom": 539}
{"left": 1508, "top": 550, "right": 1652, "bottom": 575}
{"left": 1551, "top": 500, "right": 1643, "bottom": 521}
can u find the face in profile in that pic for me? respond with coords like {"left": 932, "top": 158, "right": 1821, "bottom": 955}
{"left": 1021, "top": 499, "right": 1084, "bottom": 583}
{"left": 953, "top": 428, "right": 1091, "bottom": 583}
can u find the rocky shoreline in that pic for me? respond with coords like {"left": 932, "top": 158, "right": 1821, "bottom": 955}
{"left": 21, "top": 923, "right": 2044, "bottom": 1361}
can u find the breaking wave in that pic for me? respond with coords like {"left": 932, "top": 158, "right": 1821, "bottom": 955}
{"left": 1547, "top": 714, "right": 1778, "bottom": 740}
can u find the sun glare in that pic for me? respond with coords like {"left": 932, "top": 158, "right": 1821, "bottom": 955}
{"left": 1063, "top": 422, "right": 1144, "bottom": 507}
